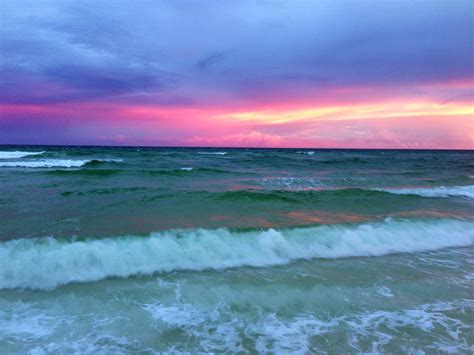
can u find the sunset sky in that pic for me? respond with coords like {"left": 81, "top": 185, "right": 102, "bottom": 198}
{"left": 1, "top": 0, "right": 473, "bottom": 148}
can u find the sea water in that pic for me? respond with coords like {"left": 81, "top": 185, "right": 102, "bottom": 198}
{"left": 0, "top": 147, "right": 473, "bottom": 353}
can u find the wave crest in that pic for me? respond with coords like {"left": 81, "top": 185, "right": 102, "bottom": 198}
{"left": 197, "top": 152, "right": 227, "bottom": 155}
{"left": 0, "top": 151, "right": 45, "bottom": 159}
{"left": 379, "top": 185, "right": 474, "bottom": 199}
{"left": 0, "top": 159, "right": 122, "bottom": 168}
{"left": 1, "top": 218, "right": 473, "bottom": 290}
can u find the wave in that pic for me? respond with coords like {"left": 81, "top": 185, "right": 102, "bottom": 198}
{"left": 0, "top": 151, "right": 45, "bottom": 159}
{"left": 378, "top": 185, "right": 474, "bottom": 199}
{"left": 61, "top": 187, "right": 149, "bottom": 197}
{"left": 296, "top": 151, "right": 315, "bottom": 155}
{"left": 217, "top": 189, "right": 303, "bottom": 203}
{"left": 47, "top": 169, "right": 122, "bottom": 177}
{"left": 197, "top": 152, "right": 227, "bottom": 155}
{"left": 141, "top": 167, "right": 230, "bottom": 176}
{"left": 221, "top": 186, "right": 474, "bottom": 202}
{"left": 0, "top": 159, "right": 122, "bottom": 168}
{"left": 83, "top": 159, "right": 123, "bottom": 166}
{"left": 45, "top": 167, "right": 228, "bottom": 177}
{"left": 257, "top": 177, "right": 322, "bottom": 190}
{"left": 318, "top": 157, "right": 369, "bottom": 164}
{"left": 214, "top": 188, "right": 419, "bottom": 204}
{"left": 1, "top": 218, "right": 473, "bottom": 290}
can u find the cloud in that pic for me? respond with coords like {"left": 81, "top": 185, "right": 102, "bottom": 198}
{"left": 1, "top": 0, "right": 472, "bottom": 106}
{"left": 186, "top": 131, "right": 283, "bottom": 147}
{"left": 0, "top": 0, "right": 472, "bottom": 147}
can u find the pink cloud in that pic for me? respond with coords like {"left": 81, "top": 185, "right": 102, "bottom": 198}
{"left": 1, "top": 78, "right": 473, "bottom": 148}
{"left": 185, "top": 131, "right": 284, "bottom": 147}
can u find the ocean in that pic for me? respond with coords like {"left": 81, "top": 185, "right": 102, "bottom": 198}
{"left": 0, "top": 146, "right": 473, "bottom": 353}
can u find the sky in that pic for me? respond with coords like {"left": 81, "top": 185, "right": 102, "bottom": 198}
{"left": 0, "top": 0, "right": 473, "bottom": 148}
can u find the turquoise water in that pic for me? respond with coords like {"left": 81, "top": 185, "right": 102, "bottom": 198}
{"left": 0, "top": 147, "right": 473, "bottom": 353}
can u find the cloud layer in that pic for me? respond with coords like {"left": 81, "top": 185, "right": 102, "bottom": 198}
{"left": 1, "top": 0, "right": 473, "bottom": 148}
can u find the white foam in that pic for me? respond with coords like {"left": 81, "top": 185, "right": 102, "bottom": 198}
{"left": 378, "top": 185, "right": 474, "bottom": 199}
{"left": 1, "top": 218, "right": 473, "bottom": 290}
{"left": 0, "top": 151, "right": 45, "bottom": 159}
{"left": 0, "top": 158, "right": 122, "bottom": 168}
{"left": 142, "top": 297, "right": 474, "bottom": 353}
{"left": 375, "top": 285, "right": 394, "bottom": 298}
{"left": 296, "top": 151, "right": 315, "bottom": 155}
{"left": 342, "top": 299, "right": 474, "bottom": 353}
{"left": 197, "top": 152, "right": 227, "bottom": 155}
{"left": 258, "top": 177, "right": 322, "bottom": 190}
{"left": 0, "top": 302, "right": 57, "bottom": 342}
{"left": 180, "top": 167, "right": 193, "bottom": 171}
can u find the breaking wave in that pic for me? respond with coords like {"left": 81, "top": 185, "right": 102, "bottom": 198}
{"left": 0, "top": 151, "right": 45, "bottom": 159}
{"left": 216, "top": 185, "right": 474, "bottom": 202}
{"left": 197, "top": 152, "right": 228, "bottom": 155}
{"left": 0, "top": 159, "right": 122, "bottom": 168}
{"left": 379, "top": 185, "right": 474, "bottom": 199}
{"left": 1, "top": 218, "right": 473, "bottom": 290}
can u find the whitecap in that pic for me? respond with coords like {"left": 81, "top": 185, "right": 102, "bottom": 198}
{"left": 377, "top": 185, "right": 474, "bottom": 199}
{"left": 0, "top": 158, "right": 122, "bottom": 168}
{"left": 1, "top": 218, "right": 473, "bottom": 290}
{"left": 257, "top": 177, "right": 322, "bottom": 190}
{"left": 197, "top": 152, "right": 227, "bottom": 155}
{"left": 0, "top": 151, "right": 45, "bottom": 159}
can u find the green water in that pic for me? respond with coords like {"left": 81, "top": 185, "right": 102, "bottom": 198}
{"left": 0, "top": 147, "right": 473, "bottom": 353}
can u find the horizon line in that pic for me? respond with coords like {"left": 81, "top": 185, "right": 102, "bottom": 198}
{"left": 0, "top": 143, "right": 473, "bottom": 151}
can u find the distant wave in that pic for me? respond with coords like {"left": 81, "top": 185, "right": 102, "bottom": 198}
{"left": 61, "top": 187, "right": 150, "bottom": 197}
{"left": 197, "top": 152, "right": 227, "bottom": 155}
{"left": 0, "top": 159, "right": 122, "bottom": 168}
{"left": 319, "top": 157, "right": 369, "bottom": 164}
{"left": 296, "top": 151, "right": 315, "bottom": 155}
{"left": 141, "top": 167, "right": 230, "bottom": 176}
{"left": 378, "top": 185, "right": 474, "bottom": 199}
{"left": 0, "top": 151, "right": 45, "bottom": 159}
{"left": 1, "top": 218, "right": 473, "bottom": 290}
{"left": 83, "top": 159, "right": 123, "bottom": 166}
{"left": 214, "top": 188, "right": 416, "bottom": 204}
{"left": 46, "top": 167, "right": 229, "bottom": 177}
{"left": 214, "top": 186, "right": 474, "bottom": 203}
{"left": 257, "top": 177, "right": 322, "bottom": 190}
{"left": 47, "top": 169, "right": 122, "bottom": 177}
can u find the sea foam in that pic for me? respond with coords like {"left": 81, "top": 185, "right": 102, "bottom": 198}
{"left": 197, "top": 152, "right": 227, "bottom": 155}
{"left": 0, "top": 151, "right": 45, "bottom": 159}
{"left": 0, "top": 159, "right": 122, "bottom": 168}
{"left": 1, "top": 218, "right": 473, "bottom": 290}
{"left": 379, "top": 185, "right": 474, "bottom": 199}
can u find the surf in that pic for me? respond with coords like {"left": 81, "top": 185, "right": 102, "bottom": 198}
{"left": 0, "top": 158, "right": 122, "bottom": 168}
{"left": 378, "top": 185, "right": 474, "bottom": 199}
{"left": 1, "top": 218, "right": 473, "bottom": 290}
{"left": 0, "top": 151, "right": 45, "bottom": 159}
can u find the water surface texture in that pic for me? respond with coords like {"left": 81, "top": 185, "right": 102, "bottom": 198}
{"left": 1, "top": 146, "right": 473, "bottom": 353}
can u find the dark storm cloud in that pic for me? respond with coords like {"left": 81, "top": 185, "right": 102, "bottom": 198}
{"left": 0, "top": 0, "right": 473, "bottom": 106}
